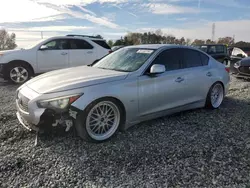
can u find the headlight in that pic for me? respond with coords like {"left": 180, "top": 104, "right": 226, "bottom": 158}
{"left": 234, "top": 61, "right": 240, "bottom": 68}
{"left": 37, "top": 94, "right": 82, "bottom": 110}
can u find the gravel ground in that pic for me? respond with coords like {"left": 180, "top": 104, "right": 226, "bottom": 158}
{"left": 1, "top": 76, "right": 250, "bottom": 188}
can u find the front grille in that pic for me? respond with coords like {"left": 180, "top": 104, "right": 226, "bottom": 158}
{"left": 18, "top": 94, "right": 30, "bottom": 112}
{"left": 239, "top": 66, "right": 250, "bottom": 75}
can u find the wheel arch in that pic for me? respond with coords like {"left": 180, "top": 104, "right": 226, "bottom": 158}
{"left": 7, "top": 60, "right": 34, "bottom": 75}
{"left": 73, "top": 95, "right": 127, "bottom": 129}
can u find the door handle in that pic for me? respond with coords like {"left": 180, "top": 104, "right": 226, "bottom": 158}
{"left": 87, "top": 51, "right": 93, "bottom": 54}
{"left": 206, "top": 72, "right": 212, "bottom": 77}
{"left": 61, "top": 52, "right": 68, "bottom": 55}
{"left": 175, "top": 77, "right": 184, "bottom": 83}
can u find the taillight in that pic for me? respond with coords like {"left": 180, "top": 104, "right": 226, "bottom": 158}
{"left": 225, "top": 67, "right": 230, "bottom": 73}
{"left": 109, "top": 50, "right": 113, "bottom": 53}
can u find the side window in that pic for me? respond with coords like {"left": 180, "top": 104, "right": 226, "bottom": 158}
{"left": 70, "top": 39, "right": 93, "bottom": 50}
{"left": 199, "top": 52, "right": 209, "bottom": 65}
{"left": 182, "top": 49, "right": 203, "bottom": 68}
{"left": 208, "top": 46, "right": 216, "bottom": 54}
{"left": 43, "top": 39, "right": 69, "bottom": 50}
{"left": 151, "top": 49, "right": 182, "bottom": 71}
{"left": 215, "top": 45, "right": 225, "bottom": 53}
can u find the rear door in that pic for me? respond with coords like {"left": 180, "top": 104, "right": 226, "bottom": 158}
{"left": 180, "top": 48, "right": 214, "bottom": 102}
{"left": 91, "top": 39, "right": 111, "bottom": 59}
{"left": 68, "top": 39, "right": 96, "bottom": 67}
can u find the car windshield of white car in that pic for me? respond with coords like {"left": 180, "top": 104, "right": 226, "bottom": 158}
{"left": 93, "top": 48, "right": 155, "bottom": 72}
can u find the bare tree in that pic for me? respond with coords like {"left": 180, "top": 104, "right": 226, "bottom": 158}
{"left": 185, "top": 38, "right": 192, "bottom": 45}
{"left": 0, "top": 29, "right": 17, "bottom": 50}
{"left": 217, "top": 36, "right": 234, "bottom": 45}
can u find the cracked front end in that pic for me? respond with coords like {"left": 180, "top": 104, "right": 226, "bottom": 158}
{"left": 15, "top": 86, "right": 82, "bottom": 132}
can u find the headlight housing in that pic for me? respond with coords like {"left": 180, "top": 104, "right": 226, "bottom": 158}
{"left": 37, "top": 94, "right": 82, "bottom": 110}
{"left": 234, "top": 61, "right": 240, "bottom": 68}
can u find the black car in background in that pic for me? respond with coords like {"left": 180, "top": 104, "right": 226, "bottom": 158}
{"left": 231, "top": 57, "right": 250, "bottom": 78}
{"left": 194, "top": 44, "right": 230, "bottom": 64}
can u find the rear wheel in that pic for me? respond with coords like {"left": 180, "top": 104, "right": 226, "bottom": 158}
{"left": 75, "top": 98, "right": 122, "bottom": 142}
{"left": 205, "top": 82, "right": 224, "bottom": 109}
{"left": 7, "top": 63, "right": 33, "bottom": 84}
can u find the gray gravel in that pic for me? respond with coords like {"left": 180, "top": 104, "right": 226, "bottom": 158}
{"left": 1, "top": 76, "right": 250, "bottom": 188}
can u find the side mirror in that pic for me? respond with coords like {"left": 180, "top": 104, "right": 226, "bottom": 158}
{"left": 40, "top": 45, "right": 48, "bottom": 51}
{"left": 149, "top": 64, "right": 166, "bottom": 75}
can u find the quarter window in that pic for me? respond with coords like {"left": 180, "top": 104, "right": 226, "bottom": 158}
{"left": 69, "top": 39, "right": 93, "bottom": 49}
{"left": 182, "top": 49, "right": 203, "bottom": 68}
{"left": 199, "top": 52, "right": 209, "bottom": 65}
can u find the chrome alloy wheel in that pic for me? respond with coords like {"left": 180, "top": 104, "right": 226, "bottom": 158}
{"left": 10, "top": 67, "right": 29, "bottom": 83}
{"left": 210, "top": 83, "right": 224, "bottom": 108}
{"left": 86, "top": 101, "right": 120, "bottom": 141}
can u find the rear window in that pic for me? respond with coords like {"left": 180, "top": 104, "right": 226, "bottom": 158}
{"left": 92, "top": 40, "right": 111, "bottom": 49}
{"left": 208, "top": 45, "right": 226, "bottom": 54}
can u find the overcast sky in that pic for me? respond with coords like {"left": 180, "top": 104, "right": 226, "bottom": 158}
{"left": 0, "top": 0, "right": 250, "bottom": 47}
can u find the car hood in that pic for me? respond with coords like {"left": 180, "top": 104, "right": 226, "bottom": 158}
{"left": 24, "top": 66, "right": 128, "bottom": 94}
{"left": 0, "top": 49, "right": 26, "bottom": 55}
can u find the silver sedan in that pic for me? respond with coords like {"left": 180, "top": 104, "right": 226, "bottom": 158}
{"left": 15, "top": 44, "right": 230, "bottom": 142}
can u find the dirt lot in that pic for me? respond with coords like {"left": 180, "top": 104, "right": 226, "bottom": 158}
{"left": 0, "top": 76, "right": 250, "bottom": 188}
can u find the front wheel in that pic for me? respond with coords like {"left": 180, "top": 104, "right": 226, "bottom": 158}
{"left": 75, "top": 98, "right": 122, "bottom": 142}
{"left": 205, "top": 82, "right": 224, "bottom": 109}
{"left": 8, "top": 64, "right": 32, "bottom": 84}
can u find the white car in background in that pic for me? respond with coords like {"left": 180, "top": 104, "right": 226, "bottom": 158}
{"left": 0, "top": 35, "right": 112, "bottom": 84}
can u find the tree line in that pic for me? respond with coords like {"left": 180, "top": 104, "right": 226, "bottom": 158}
{"left": 1, "top": 28, "right": 250, "bottom": 51}
{"left": 107, "top": 29, "right": 250, "bottom": 49}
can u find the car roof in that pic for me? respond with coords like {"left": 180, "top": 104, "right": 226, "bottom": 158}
{"left": 195, "top": 44, "right": 226, "bottom": 46}
{"left": 126, "top": 44, "right": 180, "bottom": 49}
{"left": 45, "top": 36, "right": 106, "bottom": 41}
{"left": 125, "top": 44, "right": 203, "bottom": 51}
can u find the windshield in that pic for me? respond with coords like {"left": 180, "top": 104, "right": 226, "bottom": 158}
{"left": 93, "top": 48, "right": 155, "bottom": 72}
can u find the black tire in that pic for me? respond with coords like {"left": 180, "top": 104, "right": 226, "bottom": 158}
{"left": 7, "top": 62, "right": 33, "bottom": 84}
{"left": 74, "top": 98, "right": 123, "bottom": 143}
{"left": 205, "top": 82, "right": 224, "bottom": 109}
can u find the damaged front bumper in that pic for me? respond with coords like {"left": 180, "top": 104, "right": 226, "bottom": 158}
{"left": 16, "top": 97, "right": 80, "bottom": 133}
{"left": 16, "top": 107, "right": 79, "bottom": 133}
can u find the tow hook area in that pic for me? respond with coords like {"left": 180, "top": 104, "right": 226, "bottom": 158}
{"left": 34, "top": 108, "right": 79, "bottom": 146}
{"left": 49, "top": 108, "right": 78, "bottom": 132}
{"left": 51, "top": 113, "right": 74, "bottom": 132}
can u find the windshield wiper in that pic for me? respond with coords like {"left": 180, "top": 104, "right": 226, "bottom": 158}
{"left": 111, "top": 69, "right": 130, "bottom": 72}
{"left": 97, "top": 67, "right": 130, "bottom": 72}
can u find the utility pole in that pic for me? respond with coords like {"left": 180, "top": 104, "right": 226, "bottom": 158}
{"left": 212, "top": 23, "right": 215, "bottom": 42}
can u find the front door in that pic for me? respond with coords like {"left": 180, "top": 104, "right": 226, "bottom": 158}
{"left": 138, "top": 48, "right": 189, "bottom": 116}
{"left": 37, "top": 39, "right": 69, "bottom": 72}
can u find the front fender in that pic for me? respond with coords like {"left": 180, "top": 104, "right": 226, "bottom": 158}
{"left": 70, "top": 78, "right": 138, "bottom": 125}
